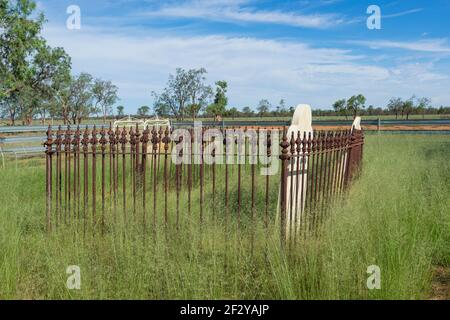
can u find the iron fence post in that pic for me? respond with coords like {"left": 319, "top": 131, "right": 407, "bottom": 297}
{"left": 279, "top": 128, "right": 290, "bottom": 248}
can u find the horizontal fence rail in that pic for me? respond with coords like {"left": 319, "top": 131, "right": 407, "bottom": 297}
{"left": 44, "top": 125, "right": 364, "bottom": 247}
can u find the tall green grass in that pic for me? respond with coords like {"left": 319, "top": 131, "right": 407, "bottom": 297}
{"left": 0, "top": 135, "right": 448, "bottom": 299}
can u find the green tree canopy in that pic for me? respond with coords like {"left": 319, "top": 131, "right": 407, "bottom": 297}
{"left": 332, "top": 99, "right": 347, "bottom": 119}
{"left": 92, "top": 79, "right": 119, "bottom": 123}
{"left": 346, "top": 94, "right": 366, "bottom": 118}
{"left": 152, "top": 68, "right": 212, "bottom": 120}
{"left": 116, "top": 105, "right": 125, "bottom": 117}
{"left": 257, "top": 99, "right": 271, "bottom": 117}
{"left": 205, "top": 80, "right": 228, "bottom": 120}
{"left": 137, "top": 105, "right": 150, "bottom": 117}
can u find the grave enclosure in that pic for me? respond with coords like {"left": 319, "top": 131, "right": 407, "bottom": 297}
{"left": 44, "top": 105, "right": 364, "bottom": 246}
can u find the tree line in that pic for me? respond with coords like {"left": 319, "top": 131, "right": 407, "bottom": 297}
{"left": 331, "top": 95, "right": 448, "bottom": 120}
{"left": 0, "top": 0, "right": 119, "bottom": 125}
{"left": 150, "top": 68, "right": 449, "bottom": 120}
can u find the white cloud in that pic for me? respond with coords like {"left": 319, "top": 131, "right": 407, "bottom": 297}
{"left": 383, "top": 8, "right": 423, "bottom": 19}
{"left": 42, "top": 25, "right": 450, "bottom": 112}
{"left": 140, "top": 0, "right": 343, "bottom": 29}
{"left": 349, "top": 39, "right": 450, "bottom": 53}
{"left": 390, "top": 62, "right": 448, "bottom": 82}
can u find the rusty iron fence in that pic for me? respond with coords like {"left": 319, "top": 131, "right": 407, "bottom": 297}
{"left": 44, "top": 125, "right": 364, "bottom": 246}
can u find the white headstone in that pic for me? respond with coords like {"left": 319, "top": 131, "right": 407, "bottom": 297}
{"left": 352, "top": 116, "right": 361, "bottom": 131}
{"left": 282, "top": 104, "right": 313, "bottom": 236}
{"left": 340, "top": 116, "right": 362, "bottom": 188}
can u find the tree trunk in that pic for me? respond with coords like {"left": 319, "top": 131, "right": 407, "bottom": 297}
{"left": 9, "top": 110, "right": 15, "bottom": 126}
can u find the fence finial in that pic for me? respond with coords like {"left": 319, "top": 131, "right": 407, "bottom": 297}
{"left": 151, "top": 126, "right": 158, "bottom": 151}
{"left": 91, "top": 125, "right": 98, "bottom": 151}
{"left": 100, "top": 127, "right": 107, "bottom": 153}
{"left": 162, "top": 126, "right": 171, "bottom": 152}
{"left": 45, "top": 125, "right": 53, "bottom": 153}
{"left": 129, "top": 126, "right": 136, "bottom": 153}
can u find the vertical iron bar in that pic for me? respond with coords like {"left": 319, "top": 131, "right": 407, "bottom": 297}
{"left": 108, "top": 126, "right": 116, "bottom": 222}
{"left": 298, "top": 132, "right": 306, "bottom": 241}
{"left": 108, "top": 125, "right": 113, "bottom": 215}
{"left": 152, "top": 127, "right": 158, "bottom": 239}
{"left": 91, "top": 126, "right": 98, "bottom": 230}
{"left": 163, "top": 128, "right": 170, "bottom": 229}
{"left": 188, "top": 128, "right": 193, "bottom": 215}
{"left": 224, "top": 129, "right": 229, "bottom": 227}
{"left": 100, "top": 127, "right": 107, "bottom": 233}
{"left": 45, "top": 126, "right": 53, "bottom": 232}
{"left": 64, "top": 127, "right": 69, "bottom": 224}
{"left": 176, "top": 135, "right": 183, "bottom": 230}
{"left": 65, "top": 127, "right": 72, "bottom": 224}
{"left": 279, "top": 128, "right": 289, "bottom": 248}
{"left": 141, "top": 127, "right": 149, "bottom": 236}
{"left": 250, "top": 129, "right": 257, "bottom": 256}
{"left": 199, "top": 128, "right": 204, "bottom": 225}
{"left": 56, "top": 126, "right": 62, "bottom": 227}
{"left": 120, "top": 127, "right": 127, "bottom": 226}
{"left": 289, "top": 131, "right": 295, "bottom": 245}
{"left": 265, "top": 130, "right": 271, "bottom": 229}
{"left": 130, "top": 126, "right": 136, "bottom": 218}
{"left": 211, "top": 135, "right": 216, "bottom": 219}
{"left": 82, "top": 127, "right": 89, "bottom": 237}
{"left": 312, "top": 132, "right": 322, "bottom": 232}
{"left": 72, "top": 127, "right": 80, "bottom": 221}
{"left": 115, "top": 127, "right": 120, "bottom": 214}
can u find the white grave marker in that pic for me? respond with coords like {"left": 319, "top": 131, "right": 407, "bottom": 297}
{"left": 340, "top": 116, "right": 362, "bottom": 186}
{"left": 281, "top": 104, "right": 313, "bottom": 235}
{"left": 352, "top": 116, "right": 361, "bottom": 131}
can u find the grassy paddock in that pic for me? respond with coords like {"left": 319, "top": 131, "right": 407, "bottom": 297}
{"left": 0, "top": 135, "right": 448, "bottom": 299}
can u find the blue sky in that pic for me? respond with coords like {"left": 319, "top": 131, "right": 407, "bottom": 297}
{"left": 37, "top": 0, "right": 450, "bottom": 114}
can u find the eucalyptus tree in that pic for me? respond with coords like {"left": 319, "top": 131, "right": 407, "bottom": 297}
{"left": 346, "top": 94, "right": 366, "bottom": 118}
{"left": 332, "top": 99, "right": 347, "bottom": 119}
{"left": 152, "top": 68, "right": 191, "bottom": 120}
{"left": 0, "top": 0, "right": 72, "bottom": 125}
{"left": 402, "top": 97, "right": 415, "bottom": 120}
{"left": 242, "top": 106, "right": 253, "bottom": 116}
{"left": 137, "top": 105, "right": 150, "bottom": 117}
{"left": 257, "top": 99, "right": 271, "bottom": 117}
{"left": 185, "top": 68, "right": 212, "bottom": 120}
{"left": 205, "top": 80, "right": 228, "bottom": 120}
{"left": 386, "top": 97, "right": 403, "bottom": 119}
{"left": 29, "top": 45, "right": 71, "bottom": 124}
{"left": 117, "top": 105, "right": 125, "bottom": 117}
{"left": 68, "top": 73, "right": 94, "bottom": 124}
{"left": 0, "top": 0, "right": 44, "bottom": 99}
{"left": 92, "top": 79, "right": 119, "bottom": 123}
{"left": 153, "top": 68, "right": 215, "bottom": 120}
{"left": 416, "top": 97, "right": 431, "bottom": 119}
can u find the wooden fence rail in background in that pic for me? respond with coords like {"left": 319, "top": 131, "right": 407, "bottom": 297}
{"left": 44, "top": 125, "right": 364, "bottom": 247}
